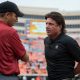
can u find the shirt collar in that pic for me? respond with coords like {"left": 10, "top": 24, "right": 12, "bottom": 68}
{"left": 0, "top": 20, "right": 11, "bottom": 27}
{"left": 49, "top": 33, "right": 64, "bottom": 43}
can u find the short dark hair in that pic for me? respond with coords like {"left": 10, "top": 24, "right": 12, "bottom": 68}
{"left": 0, "top": 1, "right": 24, "bottom": 17}
{"left": 45, "top": 12, "right": 65, "bottom": 33}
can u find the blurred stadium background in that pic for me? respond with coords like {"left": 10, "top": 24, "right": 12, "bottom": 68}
{"left": 14, "top": 6, "right": 80, "bottom": 80}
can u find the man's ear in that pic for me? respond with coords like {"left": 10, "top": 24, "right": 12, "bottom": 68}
{"left": 5, "top": 12, "right": 11, "bottom": 16}
{"left": 4, "top": 12, "right": 11, "bottom": 21}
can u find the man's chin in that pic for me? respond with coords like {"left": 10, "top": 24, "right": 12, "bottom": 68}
{"left": 47, "top": 34, "right": 54, "bottom": 38}
{"left": 47, "top": 33, "right": 51, "bottom": 35}
{"left": 47, "top": 34, "right": 51, "bottom": 37}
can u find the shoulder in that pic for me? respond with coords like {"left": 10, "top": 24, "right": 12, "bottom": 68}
{"left": 7, "top": 26, "right": 16, "bottom": 33}
{"left": 5, "top": 26, "right": 17, "bottom": 36}
{"left": 63, "top": 34, "right": 76, "bottom": 42}
{"left": 60, "top": 34, "right": 77, "bottom": 45}
{"left": 44, "top": 37, "right": 49, "bottom": 43}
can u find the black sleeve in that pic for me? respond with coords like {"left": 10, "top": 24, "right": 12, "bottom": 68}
{"left": 66, "top": 37, "right": 80, "bottom": 61}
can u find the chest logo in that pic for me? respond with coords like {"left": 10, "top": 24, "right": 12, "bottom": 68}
{"left": 55, "top": 45, "right": 59, "bottom": 49}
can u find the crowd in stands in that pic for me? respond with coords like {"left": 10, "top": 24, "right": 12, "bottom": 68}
{"left": 18, "top": 34, "right": 47, "bottom": 75}
{"left": 19, "top": 52, "right": 47, "bottom": 75}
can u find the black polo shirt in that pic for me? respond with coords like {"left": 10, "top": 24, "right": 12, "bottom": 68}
{"left": 44, "top": 33, "right": 80, "bottom": 80}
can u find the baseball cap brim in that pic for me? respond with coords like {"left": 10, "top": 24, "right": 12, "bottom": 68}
{"left": 17, "top": 11, "right": 24, "bottom": 17}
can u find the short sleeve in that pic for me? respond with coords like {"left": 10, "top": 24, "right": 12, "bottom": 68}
{"left": 66, "top": 38, "right": 80, "bottom": 61}
{"left": 8, "top": 30, "right": 26, "bottom": 59}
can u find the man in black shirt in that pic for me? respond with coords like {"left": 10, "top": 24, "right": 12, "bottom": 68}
{"left": 44, "top": 12, "right": 80, "bottom": 80}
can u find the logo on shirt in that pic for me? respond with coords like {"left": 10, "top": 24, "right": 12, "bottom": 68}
{"left": 55, "top": 45, "right": 59, "bottom": 49}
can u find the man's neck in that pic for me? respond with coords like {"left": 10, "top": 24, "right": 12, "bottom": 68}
{"left": 49, "top": 32, "right": 61, "bottom": 40}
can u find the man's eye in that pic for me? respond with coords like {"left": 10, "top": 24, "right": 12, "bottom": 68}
{"left": 49, "top": 23, "right": 54, "bottom": 25}
{"left": 46, "top": 23, "right": 54, "bottom": 25}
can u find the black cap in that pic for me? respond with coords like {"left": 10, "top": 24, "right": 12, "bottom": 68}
{"left": 0, "top": 1, "right": 24, "bottom": 17}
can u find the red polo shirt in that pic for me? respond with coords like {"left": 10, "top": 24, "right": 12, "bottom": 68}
{"left": 0, "top": 21, "right": 26, "bottom": 75}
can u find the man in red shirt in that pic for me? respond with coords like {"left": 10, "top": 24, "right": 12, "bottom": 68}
{"left": 0, "top": 1, "right": 29, "bottom": 80}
